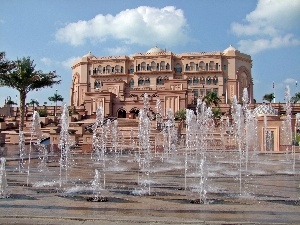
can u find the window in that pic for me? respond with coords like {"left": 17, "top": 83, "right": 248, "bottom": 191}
{"left": 188, "top": 77, "right": 192, "bottom": 85}
{"left": 199, "top": 61, "right": 205, "bottom": 70}
{"left": 215, "top": 63, "right": 219, "bottom": 71}
{"left": 193, "top": 89, "right": 198, "bottom": 98}
{"left": 160, "top": 61, "right": 165, "bottom": 70}
{"left": 98, "top": 66, "right": 102, "bottom": 74}
{"left": 209, "top": 61, "right": 215, "bottom": 71}
{"left": 129, "top": 79, "right": 134, "bottom": 87}
{"left": 200, "top": 76, "right": 205, "bottom": 84}
{"left": 94, "top": 80, "right": 101, "bottom": 88}
{"left": 206, "top": 76, "right": 212, "bottom": 85}
{"left": 190, "top": 62, "right": 195, "bottom": 71}
{"left": 145, "top": 77, "right": 150, "bottom": 86}
{"left": 156, "top": 76, "right": 163, "bottom": 85}
{"left": 141, "top": 62, "right": 146, "bottom": 71}
{"left": 106, "top": 65, "right": 111, "bottom": 74}
{"left": 213, "top": 76, "right": 218, "bottom": 85}
{"left": 115, "top": 65, "right": 120, "bottom": 73}
{"left": 166, "top": 63, "right": 170, "bottom": 70}
{"left": 213, "top": 88, "right": 218, "bottom": 94}
{"left": 223, "top": 65, "right": 227, "bottom": 70}
{"left": 175, "top": 63, "right": 182, "bottom": 73}
{"left": 206, "top": 63, "right": 208, "bottom": 71}
{"left": 129, "top": 65, "right": 134, "bottom": 74}
{"left": 138, "top": 77, "right": 144, "bottom": 86}
{"left": 200, "top": 89, "right": 205, "bottom": 97}
{"left": 193, "top": 77, "right": 199, "bottom": 85}
{"left": 151, "top": 61, "right": 156, "bottom": 71}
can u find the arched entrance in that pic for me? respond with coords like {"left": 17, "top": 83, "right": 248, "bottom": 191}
{"left": 117, "top": 108, "right": 127, "bottom": 118}
{"left": 130, "top": 107, "right": 140, "bottom": 118}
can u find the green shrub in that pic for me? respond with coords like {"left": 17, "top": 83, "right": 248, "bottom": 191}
{"left": 38, "top": 109, "right": 48, "bottom": 117}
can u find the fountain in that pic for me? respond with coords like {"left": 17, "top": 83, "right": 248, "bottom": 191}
{"left": 0, "top": 158, "right": 7, "bottom": 198}
{"left": 0, "top": 91, "right": 299, "bottom": 224}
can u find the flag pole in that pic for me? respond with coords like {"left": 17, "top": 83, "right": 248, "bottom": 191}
{"left": 273, "top": 81, "right": 275, "bottom": 103}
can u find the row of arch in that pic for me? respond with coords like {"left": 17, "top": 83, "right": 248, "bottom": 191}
{"left": 188, "top": 76, "right": 218, "bottom": 85}
{"left": 175, "top": 61, "right": 219, "bottom": 72}
{"left": 131, "top": 76, "right": 169, "bottom": 87}
{"left": 117, "top": 107, "right": 156, "bottom": 118}
{"left": 90, "top": 60, "right": 220, "bottom": 75}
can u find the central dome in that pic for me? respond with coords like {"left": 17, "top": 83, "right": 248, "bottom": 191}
{"left": 146, "top": 46, "right": 165, "bottom": 54}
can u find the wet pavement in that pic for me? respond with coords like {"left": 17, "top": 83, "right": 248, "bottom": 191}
{"left": 0, "top": 145, "right": 299, "bottom": 224}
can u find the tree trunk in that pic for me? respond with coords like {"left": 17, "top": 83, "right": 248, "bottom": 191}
{"left": 19, "top": 91, "right": 27, "bottom": 132}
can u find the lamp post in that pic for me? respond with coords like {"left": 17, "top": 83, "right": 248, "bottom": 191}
{"left": 55, "top": 89, "right": 58, "bottom": 116}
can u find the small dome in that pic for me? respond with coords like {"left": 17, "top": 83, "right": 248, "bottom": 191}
{"left": 83, "top": 51, "right": 94, "bottom": 58}
{"left": 223, "top": 45, "right": 237, "bottom": 53}
{"left": 253, "top": 104, "right": 278, "bottom": 116}
{"left": 146, "top": 46, "right": 165, "bottom": 54}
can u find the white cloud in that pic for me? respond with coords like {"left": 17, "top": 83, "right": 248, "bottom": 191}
{"left": 105, "top": 46, "right": 129, "bottom": 56}
{"left": 55, "top": 6, "right": 189, "bottom": 47}
{"left": 40, "top": 57, "right": 53, "bottom": 66}
{"left": 231, "top": 0, "right": 300, "bottom": 54}
{"left": 238, "top": 34, "right": 300, "bottom": 54}
{"left": 61, "top": 56, "right": 81, "bottom": 69}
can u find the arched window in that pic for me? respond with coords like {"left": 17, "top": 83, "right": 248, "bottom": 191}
{"left": 160, "top": 61, "right": 165, "bottom": 70}
{"left": 199, "top": 61, "right": 205, "bottom": 71}
{"left": 97, "top": 66, "right": 102, "bottom": 74}
{"left": 115, "top": 65, "right": 120, "bottom": 73}
{"left": 129, "top": 65, "right": 134, "bottom": 74}
{"left": 206, "top": 76, "right": 212, "bottom": 85}
{"left": 121, "top": 66, "right": 124, "bottom": 73}
{"left": 188, "top": 77, "right": 192, "bottom": 85}
{"left": 145, "top": 77, "right": 150, "bottom": 86}
{"left": 94, "top": 80, "right": 101, "bottom": 88}
{"left": 193, "top": 76, "right": 199, "bottom": 84}
{"left": 200, "top": 76, "right": 205, "bottom": 84}
{"left": 117, "top": 108, "right": 127, "bottom": 118}
{"left": 156, "top": 76, "right": 163, "bottom": 85}
{"left": 213, "top": 76, "right": 218, "bottom": 85}
{"left": 138, "top": 77, "right": 144, "bottom": 86}
{"left": 166, "top": 63, "right": 170, "bottom": 70}
{"left": 151, "top": 61, "right": 156, "bottom": 71}
{"left": 129, "top": 79, "right": 134, "bottom": 88}
{"left": 106, "top": 65, "right": 111, "bottom": 74}
{"left": 141, "top": 62, "right": 146, "bottom": 71}
{"left": 190, "top": 62, "right": 195, "bottom": 71}
{"left": 175, "top": 63, "right": 182, "bottom": 73}
{"left": 209, "top": 61, "right": 215, "bottom": 71}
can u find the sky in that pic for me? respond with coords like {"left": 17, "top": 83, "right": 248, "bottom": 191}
{"left": 1, "top": 0, "right": 300, "bottom": 106}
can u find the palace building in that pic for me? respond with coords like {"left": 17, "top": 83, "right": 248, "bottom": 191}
{"left": 70, "top": 45, "right": 253, "bottom": 118}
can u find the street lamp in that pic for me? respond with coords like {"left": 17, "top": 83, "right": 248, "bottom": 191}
{"left": 55, "top": 89, "right": 58, "bottom": 116}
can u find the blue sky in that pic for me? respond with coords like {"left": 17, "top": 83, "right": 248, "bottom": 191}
{"left": 1, "top": 0, "right": 300, "bottom": 106}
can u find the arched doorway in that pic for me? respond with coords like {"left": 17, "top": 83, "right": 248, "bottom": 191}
{"left": 130, "top": 107, "right": 140, "bottom": 118}
{"left": 117, "top": 108, "right": 127, "bottom": 118}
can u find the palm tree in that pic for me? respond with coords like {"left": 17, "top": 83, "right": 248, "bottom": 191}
{"left": 291, "top": 92, "right": 300, "bottom": 104}
{"left": 5, "top": 98, "right": 17, "bottom": 117}
{"left": 0, "top": 52, "right": 15, "bottom": 75}
{"left": 262, "top": 93, "right": 275, "bottom": 103}
{"left": 26, "top": 99, "right": 39, "bottom": 111}
{"left": 5, "top": 99, "right": 17, "bottom": 106}
{"left": 202, "top": 91, "right": 221, "bottom": 107}
{"left": 48, "top": 92, "right": 64, "bottom": 116}
{"left": 0, "top": 56, "right": 61, "bottom": 131}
